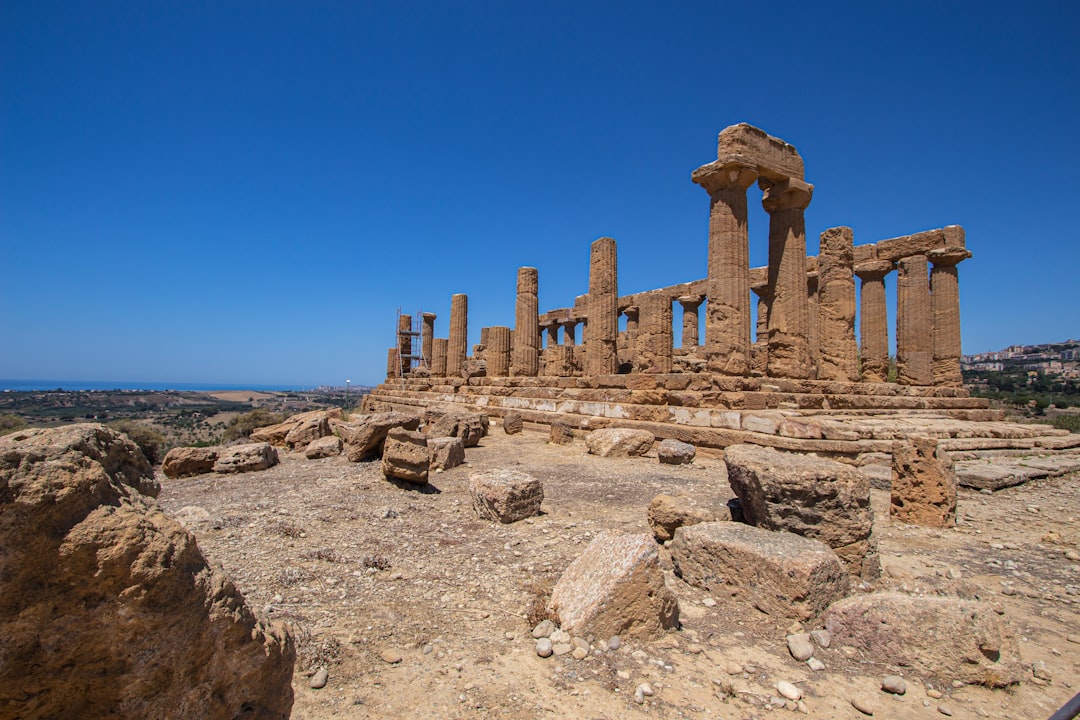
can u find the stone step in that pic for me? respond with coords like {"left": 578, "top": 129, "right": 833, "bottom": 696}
{"left": 955, "top": 454, "right": 1080, "bottom": 491}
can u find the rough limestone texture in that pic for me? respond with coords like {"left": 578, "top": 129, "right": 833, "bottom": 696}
{"left": 548, "top": 531, "right": 678, "bottom": 639}
{"left": 585, "top": 428, "right": 655, "bottom": 458}
{"left": 0, "top": 425, "right": 294, "bottom": 719}
{"left": 426, "top": 411, "right": 488, "bottom": 448}
{"left": 670, "top": 522, "right": 850, "bottom": 620}
{"left": 469, "top": 469, "right": 544, "bottom": 523}
{"left": 816, "top": 226, "right": 858, "bottom": 381}
{"left": 381, "top": 429, "right": 429, "bottom": 484}
{"left": 304, "top": 435, "right": 342, "bottom": 459}
{"left": 657, "top": 439, "right": 696, "bottom": 465}
{"left": 162, "top": 446, "right": 219, "bottom": 478}
{"left": 586, "top": 237, "right": 618, "bottom": 375}
{"left": 502, "top": 412, "right": 523, "bottom": 435}
{"left": 513, "top": 267, "right": 540, "bottom": 376}
{"left": 896, "top": 255, "right": 933, "bottom": 386}
{"left": 212, "top": 442, "right": 279, "bottom": 474}
{"left": 251, "top": 409, "right": 343, "bottom": 446}
{"left": 824, "top": 593, "right": 1021, "bottom": 687}
{"left": 891, "top": 436, "right": 957, "bottom": 527}
{"left": 549, "top": 421, "right": 575, "bottom": 445}
{"left": 338, "top": 412, "right": 422, "bottom": 462}
{"left": 428, "top": 436, "right": 465, "bottom": 471}
{"left": 724, "top": 444, "right": 874, "bottom": 577}
{"left": 647, "top": 494, "right": 726, "bottom": 543}
{"left": 283, "top": 412, "right": 333, "bottom": 450}
{"left": 448, "top": 293, "right": 468, "bottom": 378}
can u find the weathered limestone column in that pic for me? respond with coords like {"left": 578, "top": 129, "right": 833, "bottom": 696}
{"left": 447, "top": 293, "right": 468, "bottom": 377}
{"left": 397, "top": 314, "right": 413, "bottom": 377}
{"left": 817, "top": 227, "right": 858, "bottom": 381}
{"left": 480, "top": 327, "right": 490, "bottom": 348}
{"left": 431, "top": 338, "right": 448, "bottom": 377}
{"left": 749, "top": 280, "right": 769, "bottom": 376}
{"left": 677, "top": 295, "right": 703, "bottom": 348}
{"left": 386, "top": 348, "right": 398, "bottom": 380}
{"left": 487, "top": 326, "right": 511, "bottom": 377}
{"left": 635, "top": 294, "right": 673, "bottom": 373}
{"left": 761, "top": 178, "right": 814, "bottom": 379}
{"left": 928, "top": 247, "right": 971, "bottom": 387}
{"left": 854, "top": 260, "right": 893, "bottom": 382}
{"left": 561, "top": 322, "right": 576, "bottom": 346}
{"left": 807, "top": 270, "right": 820, "bottom": 378}
{"left": 692, "top": 163, "right": 757, "bottom": 375}
{"left": 513, "top": 267, "right": 540, "bottom": 376}
{"left": 421, "top": 312, "right": 436, "bottom": 368}
{"left": 586, "top": 237, "right": 618, "bottom": 375}
{"left": 540, "top": 321, "right": 558, "bottom": 349}
{"left": 624, "top": 306, "right": 639, "bottom": 346}
{"left": 896, "top": 255, "right": 933, "bottom": 386}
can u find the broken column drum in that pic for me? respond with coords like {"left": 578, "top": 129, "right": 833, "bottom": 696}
{"left": 487, "top": 326, "right": 511, "bottom": 377}
{"left": 431, "top": 338, "right": 448, "bottom": 377}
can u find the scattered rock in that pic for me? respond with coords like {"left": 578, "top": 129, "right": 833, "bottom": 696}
{"left": 608, "top": 636, "right": 621, "bottom": 651}
{"left": 212, "top": 442, "right": 279, "bottom": 474}
{"left": 161, "top": 446, "right": 219, "bottom": 478}
{"left": 850, "top": 695, "right": 876, "bottom": 715}
{"left": 890, "top": 436, "right": 957, "bottom": 528}
{"left": 284, "top": 412, "right": 334, "bottom": 450}
{"left": 0, "top": 425, "right": 295, "bottom": 719}
{"left": 776, "top": 680, "right": 802, "bottom": 701}
{"left": 310, "top": 667, "right": 329, "bottom": 689}
{"left": 810, "top": 628, "right": 831, "bottom": 648}
{"left": 380, "top": 648, "right": 403, "bottom": 664}
{"left": 536, "top": 638, "right": 553, "bottom": 658}
{"left": 381, "top": 429, "right": 429, "bottom": 484}
{"left": 338, "top": 412, "right": 422, "bottom": 462}
{"left": 548, "top": 531, "right": 678, "bottom": 639}
{"left": 787, "top": 633, "right": 814, "bottom": 662}
{"left": 1032, "top": 660, "right": 1052, "bottom": 682}
{"left": 428, "top": 436, "right": 465, "bottom": 471}
{"left": 584, "top": 428, "right": 655, "bottom": 458}
{"left": 250, "top": 409, "right": 342, "bottom": 446}
{"left": 549, "top": 421, "right": 575, "bottom": 445}
{"left": 646, "top": 493, "right": 725, "bottom": 543}
{"left": 304, "top": 435, "right": 342, "bottom": 459}
{"left": 532, "top": 620, "right": 555, "bottom": 639}
{"left": 881, "top": 675, "right": 907, "bottom": 694}
{"left": 669, "top": 522, "right": 850, "bottom": 620}
{"left": 823, "top": 592, "right": 1022, "bottom": 687}
{"left": 657, "top": 438, "right": 696, "bottom": 465}
{"left": 937, "top": 704, "right": 954, "bottom": 716}
{"left": 502, "top": 413, "right": 523, "bottom": 435}
{"left": 807, "top": 657, "right": 825, "bottom": 671}
{"left": 425, "top": 411, "right": 487, "bottom": 448}
{"left": 469, "top": 469, "right": 544, "bottom": 523}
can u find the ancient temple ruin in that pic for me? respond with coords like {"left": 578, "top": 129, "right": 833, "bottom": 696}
{"left": 366, "top": 123, "right": 1002, "bottom": 456}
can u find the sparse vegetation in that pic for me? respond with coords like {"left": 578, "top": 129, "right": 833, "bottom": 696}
{"left": 222, "top": 409, "right": 287, "bottom": 443}
{"left": 0, "top": 413, "right": 27, "bottom": 436}
{"left": 108, "top": 419, "right": 168, "bottom": 464}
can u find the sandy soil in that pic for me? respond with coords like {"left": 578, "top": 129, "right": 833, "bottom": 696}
{"left": 204, "top": 390, "right": 280, "bottom": 402}
{"left": 157, "top": 427, "right": 1080, "bottom": 719}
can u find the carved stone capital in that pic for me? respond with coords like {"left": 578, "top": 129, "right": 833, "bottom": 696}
{"left": 854, "top": 259, "right": 896, "bottom": 280}
{"left": 761, "top": 177, "right": 813, "bottom": 213}
{"left": 691, "top": 160, "right": 758, "bottom": 195}
{"left": 676, "top": 294, "right": 704, "bottom": 308}
{"left": 927, "top": 246, "right": 972, "bottom": 267}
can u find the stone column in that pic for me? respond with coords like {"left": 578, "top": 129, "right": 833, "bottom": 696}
{"left": 480, "top": 326, "right": 490, "bottom": 349}
{"left": 749, "top": 280, "right": 769, "bottom": 376}
{"left": 447, "top": 293, "right": 468, "bottom": 377}
{"left": 677, "top": 295, "right": 703, "bottom": 348}
{"left": 817, "top": 227, "right": 858, "bottom": 381}
{"left": 562, "top": 322, "right": 576, "bottom": 346}
{"left": 896, "top": 255, "right": 933, "bottom": 386}
{"left": 928, "top": 247, "right": 971, "bottom": 387}
{"left": 513, "top": 267, "right": 540, "bottom": 376}
{"left": 807, "top": 270, "right": 820, "bottom": 379}
{"left": 693, "top": 163, "right": 757, "bottom": 375}
{"left": 761, "top": 178, "right": 814, "bottom": 379}
{"left": 586, "top": 237, "right": 618, "bottom": 376}
{"left": 624, "top": 306, "right": 639, "bottom": 346}
{"left": 386, "top": 348, "right": 398, "bottom": 380}
{"left": 397, "top": 313, "right": 413, "bottom": 377}
{"left": 431, "top": 338, "right": 448, "bottom": 377}
{"left": 487, "top": 326, "right": 511, "bottom": 377}
{"left": 854, "top": 260, "right": 893, "bottom": 382}
{"left": 635, "top": 294, "right": 673, "bottom": 373}
{"left": 421, "top": 312, "right": 436, "bottom": 368}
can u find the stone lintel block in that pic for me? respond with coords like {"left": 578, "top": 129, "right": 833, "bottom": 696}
{"left": 428, "top": 436, "right": 465, "bottom": 471}
{"left": 927, "top": 246, "right": 972, "bottom": 266}
{"left": 381, "top": 429, "right": 429, "bottom": 483}
{"left": 715, "top": 122, "right": 804, "bottom": 181}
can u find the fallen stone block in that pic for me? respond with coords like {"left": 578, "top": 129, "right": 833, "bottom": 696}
{"left": 724, "top": 444, "right": 874, "bottom": 578}
{"left": 657, "top": 438, "right": 696, "bottom": 465}
{"left": 891, "top": 436, "right": 956, "bottom": 527}
{"left": 0, "top": 425, "right": 295, "bottom": 719}
{"left": 469, "top": 469, "right": 543, "bottom": 523}
{"left": 251, "top": 408, "right": 343, "bottom": 446}
{"left": 304, "top": 435, "right": 342, "bottom": 459}
{"left": 585, "top": 428, "right": 655, "bottom": 458}
{"left": 647, "top": 494, "right": 727, "bottom": 543}
{"left": 213, "top": 442, "right": 278, "bottom": 474}
{"left": 548, "top": 531, "right": 678, "bottom": 639}
{"left": 549, "top": 421, "right": 575, "bottom": 445}
{"left": 502, "top": 412, "right": 523, "bottom": 435}
{"left": 284, "top": 413, "right": 332, "bottom": 450}
{"left": 339, "top": 412, "right": 422, "bottom": 461}
{"left": 428, "top": 436, "right": 465, "bottom": 471}
{"left": 823, "top": 593, "right": 1022, "bottom": 687}
{"left": 381, "top": 429, "right": 429, "bottom": 483}
{"left": 426, "top": 411, "right": 488, "bottom": 448}
{"left": 162, "top": 446, "right": 220, "bottom": 479}
{"left": 669, "top": 522, "right": 850, "bottom": 620}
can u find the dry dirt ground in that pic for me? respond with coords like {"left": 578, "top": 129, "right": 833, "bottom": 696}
{"left": 157, "top": 427, "right": 1080, "bottom": 720}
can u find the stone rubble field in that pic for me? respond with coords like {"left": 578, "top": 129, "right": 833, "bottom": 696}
{"left": 155, "top": 422, "right": 1080, "bottom": 720}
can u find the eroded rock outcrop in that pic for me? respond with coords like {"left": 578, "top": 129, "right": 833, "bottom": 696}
{"left": 0, "top": 424, "right": 294, "bottom": 719}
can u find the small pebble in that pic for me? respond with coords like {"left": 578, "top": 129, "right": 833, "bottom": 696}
{"left": 927, "top": 688, "right": 943, "bottom": 699}
{"left": 787, "top": 633, "right": 814, "bottom": 662}
{"left": 938, "top": 703, "right": 954, "bottom": 716}
{"left": 550, "top": 629, "right": 570, "bottom": 644}
{"left": 422, "top": 644, "right": 433, "bottom": 655}
{"left": 380, "top": 649, "right": 403, "bottom": 664}
{"left": 850, "top": 695, "right": 876, "bottom": 715}
{"left": 702, "top": 597, "right": 717, "bottom": 607}
{"left": 571, "top": 647, "right": 588, "bottom": 660}
{"left": 810, "top": 629, "right": 831, "bottom": 648}
{"left": 535, "top": 638, "right": 553, "bottom": 658}
{"left": 946, "top": 567, "right": 961, "bottom": 580}
{"left": 725, "top": 661, "right": 743, "bottom": 675}
{"left": 608, "top": 635, "right": 621, "bottom": 651}
{"left": 1032, "top": 661, "right": 1053, "bottom": 681}
{"left": 881, "top": 675, "right": 907, "bottom": 695}
{"left": 572, "top": 637, "right": 590, "bottom": 653}
{"left": 807, "top": 657, "right": 825, "bottom": 671}
{"left": 1065, "top": 550, "right": 1080, "bottom": 561}
{"left": 309, "top": 667, "right": 328, "bottom": 689}
{"left": 552, "top": 643, "right": 572, "bottom": 656}
{"left": 776, "top": 680, "right": 802, "bottom": 701}
{"left": 951, "top": 680, "right": 964, "bottom": 688}
{"left": 616, "top": 670, "right": 631, "bottom": 681}
{"left": 1067, "top": 634, "right": 1080, "bottom": 644}
{"left": 532, "top": 620, "right": 555, "bottom": 639}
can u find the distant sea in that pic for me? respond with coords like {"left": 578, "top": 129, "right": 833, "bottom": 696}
{"left": 0, "top": 379, "right": 312, "bottom": 392}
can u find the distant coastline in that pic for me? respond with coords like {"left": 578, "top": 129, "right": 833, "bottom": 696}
{"left": 0, "top": 379, "right": 314, "bottom": 393}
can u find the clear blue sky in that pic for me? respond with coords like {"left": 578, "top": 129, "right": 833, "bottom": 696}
{"left": 2, "top": 1, "right": 1078, "bottom": 387}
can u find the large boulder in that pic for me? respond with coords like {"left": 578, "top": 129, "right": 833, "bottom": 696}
{"left": 212, "top": 442, "right": 278, "bottom": 474}
{"left": 283, "top": 412, "right": 334, "bottom": 450}
{"left": 647, "top": 494, "right": 726, "bottom": 543}
{"left": 161, "top": 446, "right": 220, "bottom": 479}
{"left": 338, "top": 412, "right": 422, "bottom": 461}
{"left": 469, "top": 469, "right": 544, "bottom": 523}
{"left": 724, "top": 444, "right": 874, "bottom": 577}
{"left": 381, "top": 429, "right": 429, "bottom": 484}
{"left": 0, "top": 424, "right": 295, "bottom": 719}
{"left": 250, "top": 408, "right": 342, "bottom": 447}
{"left": 669, "top": 522, "right": 850, "bottom": 620}
{"left": 585, "top": 428, "right": 655, "bottom": 458}
{"left": 824, "top": 593, "right": 1021, "bottom": 687}
{"left": 425, "top": 411, "right": 488, "bottom": 448}
{"left": 428, "top": 436, "right": 465, "bottom": 471}
{"left": 548, "top": 531, "right": 678, "bottom": 639}
{"left": 891, "top": 436, "right": 957, "bottom": 528}
{"left": 304, "top": 435, "right": 342, "bottom": 459}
